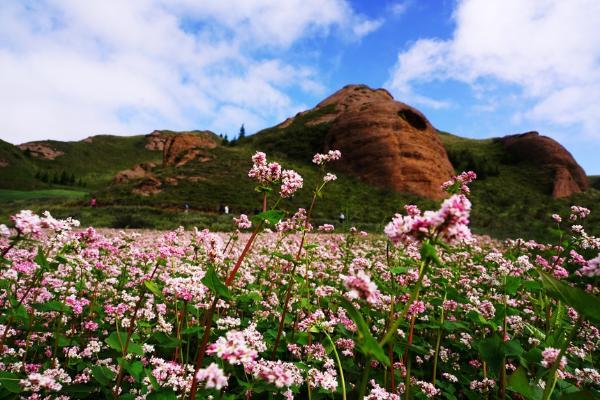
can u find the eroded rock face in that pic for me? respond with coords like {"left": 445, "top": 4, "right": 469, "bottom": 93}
{"left": 114, "top": 163, "right": 157, "bottom": 184}
{"left": 309, "top": 84, "right": 455, "bottom": 199}
{"left": 145, "top": 131, "right": 218, "bottom": 167}
{"left": 18, "top": 143, "right": 64, "bottom": 160}
{"left": 499, "top": 131, "right": 588, "bottom": 198}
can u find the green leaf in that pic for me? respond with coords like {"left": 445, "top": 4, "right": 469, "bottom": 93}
{"left": 505, "top": 276, "right": 522, "bottom": 295}
{"left": 34, "top": 248, "right": 50, "bottom": 271}
{"left": 91, "top": 365, "right": 115, "bottom": 386}
{"left": 272, "top": 252, "right": 297, "bottom": 264}
{"left": 539, "top": 271, "right": 600, "bottom": 323}
{"left": 144, "top": 281, "right": 163, "bottom": 298}
{"left": 338, "top": 297, "right": 390, "bottom": 367}
{"left": 420, "top": 241, "right": 441, "bottom": 266}
{"left": 146, "top": 389, "right": 178, "bottom": 400}
{"left": 63, "top": 384, "right": 96, "bottom": 398}
{"left": 0, "top": 372, "right": 22, "bottom": 394}
{"left": 251, "top": 210, "right": 285, "bottom": 226}
{"left": 202, "top": 267, "right": 231, "bottom": 299}
{"left": 151, "top": 332, "right": 180, "bottom": 349}
{"left": 476, "top": 335, "right": 504, "bottom": 377}
{"left": 105, "top": 331, "right": 143, "bottom": 356}
{"left": 559, "top": 391, "right": 600, "bottom": 399}
{"left": 125, "top": 360, "right": 145, "bottom": 382}
{"left": 36, "top": 300, "right": 68, "bottom": 313}
{"left": 507, "top": 367, "right": 542, "bottom": 400}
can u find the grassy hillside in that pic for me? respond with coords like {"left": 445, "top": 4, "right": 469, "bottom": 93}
{"left": 0, "top": 123, "right": 598, "bottom": 241}
{"left": 0, "top": 139, "right": 41, "bottom": 190}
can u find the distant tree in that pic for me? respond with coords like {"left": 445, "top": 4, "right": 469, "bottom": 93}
{"left": 222, "top": 136, "right": 230, "bottom": 146}
{"left": 238, "top": 124, "right": 246, "bottom": 140}
{"left": 39, "top": 171, "right": 49, "bottom": 183}
{"left": 60, "top": 170, "right": 68, "bottom": 185}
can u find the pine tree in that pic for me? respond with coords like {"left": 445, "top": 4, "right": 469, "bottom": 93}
{"left": 238, "top": 124, "right": 246, "bottom": 140}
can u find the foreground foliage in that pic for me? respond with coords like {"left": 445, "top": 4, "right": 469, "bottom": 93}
{"left": 0, "top": 151, "right": 599, "bottom": 399}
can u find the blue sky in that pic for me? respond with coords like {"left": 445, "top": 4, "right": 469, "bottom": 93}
{"left": 1, "top": 0, "right": 599, "bottom": 174}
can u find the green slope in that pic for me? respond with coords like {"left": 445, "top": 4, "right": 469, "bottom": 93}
{"left": 0, "top": 121, "right": 598, "bottom": 241}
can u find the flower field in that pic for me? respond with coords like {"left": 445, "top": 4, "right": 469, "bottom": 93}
{"left": 0, "top": 151, "right": 599, "bottom": 399}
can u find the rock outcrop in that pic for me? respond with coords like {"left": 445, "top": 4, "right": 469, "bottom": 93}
{"left": 114, "top": 163, "right": 157, "bottom": 184}
{"left": 498, "top": 131, "right": 588, "bottom": 198}
{"left": 145, "top": 130, "right": 218, "bottom": 167}
{"left": 297, "top": 84, "right": 455, "bottom": 199}
{"left": 18, "top": 143, "right": 64, "bottom": 160}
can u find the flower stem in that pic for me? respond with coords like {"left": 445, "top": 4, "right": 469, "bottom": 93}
{"left": 324, "top": 330, "right": 346, "bottom": 400}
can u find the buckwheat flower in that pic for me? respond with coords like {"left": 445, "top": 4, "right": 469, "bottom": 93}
{"left": 21, "top": 372, "right": 63, "bottom": 392}
{"left": 318, "top": 224, "right": 335, "bottom": 232}
{"left": 341, "top": 269, "right": 381, "bottom": 305}
{"left": 0, "top": 224, "right": 10, "bottom": 237}
{"left": 234, "top": 214, "right": 252, "bottom": 229}
{"left": 196, "top": 362, "right": 228, "bottom": 390}
{"left": 570, "top": 206, "right": 591, "bottom": 221}
{"left": 312, "top": 150, "right": 342, "bottom": 165}
{"left": 442, "top": 372, "right": 458, "bottom": 382}
{"left": 248, "top": 152, "right": 282, "bottom": 184}
{"left": 578, "top": 254, "right": 600, "bottom": 277}
{"left": 11, "top": 210, "right": 42, "bottom": 238}
{"left": 407, "top": 300, "right": 426, "bottom": 317}
{"left": 477, "top": 301, "right": 496, "bottom": 320}
{"left": 323, "top": 173, "right": 337, "bottom": 182}
{"left": 441, "top": 171, "right": 477, "bottom": 194}
{"left": 207, "top": 330, "right": 258, "bottom": 366}
{"left": 551, "top": 214, "right": 562, "bottom": 223}
{"left": 247, "top": 359, "right": 304, "bottom": 388}
{"left": 65, "top": 295, "right": 90, "bottom": 315}
{"left": 365, "top": 380, "right": 401, "bottom": 400}
{"left": 194, "top": 228, "right": 224, "bottom": 263}
{"left": 415, "top": 380, "right": 440, "bottom": 398}
{"left": 280, "top": 169, "right": 303, "bottom": 198}
{"left": 541, "top": 347, "right": 567, "bottom": 369}
{"left": 309, "top": 367, "right": 338, "bottom": 391}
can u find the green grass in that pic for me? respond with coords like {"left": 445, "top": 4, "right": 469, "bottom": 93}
{"left": 0, "top": 189, "right": 87, "bottom": 201}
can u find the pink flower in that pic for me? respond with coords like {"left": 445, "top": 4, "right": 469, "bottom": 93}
{"left": 541, "top": 347, "right": 567, "bottom": 369}
{"left": 234, "top": 214, "right": 252, "bottom": 229}
{"left": 570, "top": 206, "right": 590, "bottom": 221}
{"left": 551, "top": 214, "right": 562, "bottom": 223}
{"left": 207, "top": 330, "right": 258, "bottom": 366}
{"left": 323, "top": 173, "right": 337, "bottom": 182}
{"left": 280, "top": 169, "right": 303, "bottom": 198}
{"left": 312, "top": 150, "right": 342, "bottom": 165}
{"left": 248, "top": 152, "right": 282, "bottom": 184}
{"left": 65, "top": 295, "right": 90, "bottom": 315}
{"left": 442, "top": 171, "right": 477, "bottom": 194}
{"left": 318, "top": 224, "right": 335, "bottom": 232}
{"left": 11, "top": 210, "right": 42, "bottom": 238}
{"left": 342, "top": 270, "right": 381, "bottom": 305}
{"left": 246, "top": 359, "right": 304, "bottom": 388}
{"left": 196, "top": 362, "right": 228, "bottom": 390}
{"left": 385, "top": 194, "right": 472, "bottom": 246}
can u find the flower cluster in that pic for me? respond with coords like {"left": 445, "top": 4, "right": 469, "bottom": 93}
{"left": 441, "top": 171, "right": 477, "bottom": 194}
{"left": 385, "top": 194, "right": 472, "bottom": 246}
{"left": 312, "top": 150, "right": 341, "bottom": 165}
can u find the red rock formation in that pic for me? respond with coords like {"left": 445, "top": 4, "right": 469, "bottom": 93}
{"left": 303, "top": 84, "right": 455, "bottom": 199}
{"left": 18, "top": 143, "right": 64, "bottom": 160}
{"left": 499, "top": 131, "right": 588, "bottom": 198}
{"left": 145, "top": 130, "right": 218, "bottom": 167}
{"left": 114, "top": 162, "right": 157, "bottom": 183}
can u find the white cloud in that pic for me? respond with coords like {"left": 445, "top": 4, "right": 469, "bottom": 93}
{"left": 386, "top": 0, "right": 600, "bottom": 137}
{"left": 389, "top": 1, "right": 410, "bottom": 17}
{"left": 0, "top": 0, "right": 381, "bottom": 143}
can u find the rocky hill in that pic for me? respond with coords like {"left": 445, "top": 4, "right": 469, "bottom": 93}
{"left": 0, "top": 84, "right": 597, "bottom": 240}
